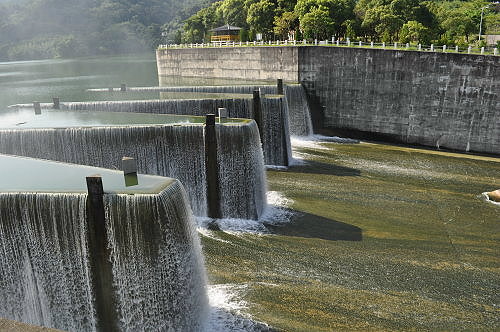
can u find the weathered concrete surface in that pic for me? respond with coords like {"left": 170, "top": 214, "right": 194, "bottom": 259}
{"left": 299, "top": 47, "right": 500, "bottom": 155}
{"left": 156, "top": 46, "right": 500, "bottom": 155}
{"left": 157, "top": 47, "right": 299, "bottom": 83}
{"left": 0, "top": 318, "right": 62, "bottom": 332}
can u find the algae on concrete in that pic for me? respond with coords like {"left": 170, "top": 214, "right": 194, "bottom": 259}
{"left": 201, "top": 141, "right": 500, "bottom": 331}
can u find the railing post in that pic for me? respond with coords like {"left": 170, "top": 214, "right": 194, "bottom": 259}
{"left": 52, "top": 97, "right": 60, "bottom": 110}
{"left": 120, "top": 83, "right": 126, "bottom": 92}
{"left": 204, "top": 114, "right": 222, "bottom": 219}
{"left": 495, "top": 48, "right": 498, "bottom": 56}
{"left": 418, "top": 44, "right": 422, "bottom": 51}
{"left": 382, "top": 42, "right": 385, "bottom": 49}
{"left": 336, "top": 40, "right": 340, "bottom": 46}
{"left": 394, "top": 42, "right": 397, "bottom": 49}
{"left": 468, "top": 46, "right": 472, "bottom": 54}
{"left": 371, "top": 41, "right": 374, "bottom": 48}
{"left": 406, "top": 43, "right": 409, "bottom": 49}
{"left": 430, "top": 44, "right": 434, "bottom": 52}
{"left": 277, "top": 79, "right": 284, "bottom": 95}
{"left": 481, "top": 47, "right": 485, "bottom": 54}
{"left": 443, "top": 45, "right": 446, "bottom": 52}
{"left": 86, "top": 175, "right": 119, "bottom": 332}
{"left": 455, "top": 45, "right": 459, "bottom": 53}
{"left": 33, "top": 101, "right": 41, "bottom": 115}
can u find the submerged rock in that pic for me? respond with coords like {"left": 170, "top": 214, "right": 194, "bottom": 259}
{"left": 487, "top": 190, "right": 500, "bottom": 202}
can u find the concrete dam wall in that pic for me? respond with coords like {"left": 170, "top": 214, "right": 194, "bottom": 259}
{"left": 157, "top": 46, "right": 500, "bottom": 155}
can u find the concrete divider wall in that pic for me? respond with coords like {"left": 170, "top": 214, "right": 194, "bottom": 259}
{"left": 157, "top": 46, "right": 500, "bottom": 154}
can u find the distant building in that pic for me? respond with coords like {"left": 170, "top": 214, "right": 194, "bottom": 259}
{"left": 210, "top": 25, "right": 241, "bottom": 42}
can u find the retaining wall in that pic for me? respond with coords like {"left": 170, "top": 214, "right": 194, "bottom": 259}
{"left": 157, "top": 46, "right": 500, "bottom": 154}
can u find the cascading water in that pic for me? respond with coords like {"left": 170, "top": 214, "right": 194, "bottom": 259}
{"left": 0, "top": 179, "right": 208, "bottom": 331}
{"left": 0, "top": 122, "right": 266, "bottom": 220}
{"left": 0, "top": 193, "right": 95, "bottom": 331}
{"left": 261, "top": 97, "right": 292, "bottom": 166}
{"left": 284, "top": 84, "right": 313, "bottom": 136}
{"left": 104, "top": 181, "right": 208, "bottom": 331}
{"left": 85, "top": 83, "right": 314, "bottom": 137}
{"left": 63, "top": 98, "right": 290, "bottom": 167}
{"left": 217, "top": 121, "right": 267, "bottom": 219}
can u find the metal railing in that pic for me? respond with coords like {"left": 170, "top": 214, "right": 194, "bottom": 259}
{"left": 158, "top": 38, "right": 499, "bottom": 56}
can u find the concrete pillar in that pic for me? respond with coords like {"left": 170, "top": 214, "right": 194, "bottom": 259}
{"left": 218, "top": 107, "right": 228, "bottom": 122}
{"left": 371, "top": 41, "right": 374, "bottom": 48}
{"left": 359, "top": 41, "right": 362, "bottom": 47}
{"left": 495, "top": 48, "right": 498, "bottom": 56}
{"left": 253, "top": 89, "right": 263, "bottom": 142}
{"left": 122, "top": 157, "right": 137, "bottom": 175}
{"left": 430, "top": 44, "right": 434, "bottom": 52}
{"left": 418, "top": 44, "right": 422, "bottom": 51}
{"left": 204, "top": 114, "right": 222, "bottom": 219}
{"left": 331, "top": 36, "right": 335, "bottom": 44}
{"left": 394, "top": 42, "right": 397, "bottom": 49}
{"left": 481, "top": 47, "right": 485, "bottom": 54}
{"left": 33, "top": 102, "right": 41, "bottom": 115}
{"left": 277, "top": 79, "right": 284, "bottom": 95}
{"left": 86, "top": 175, "right": 119, "bottom": 332}
{"left": 406, "top": 43, "right": 409, "bottom": 49}
{"left": 52, "top": 97, "right": 60, "bottom": 110}
{"left": 303, "top": 39, "right": 306, "bottom": 45}
{"left": 382, "top": 42, "right": 385, "bottom": 49}
{"left": 455, "top": 46, "right": 459, "bottom": 53}
{"left": 336, "top": 40, "right": 340, "bottom": 46}
{"left": 120, "top": 84, "right": 126, "bottom": 92}
{"left": 315, "top": 39, "right": 318, "bottom": 45}
{"left": 468, "top": 46, "right": 472, "bottom": 54}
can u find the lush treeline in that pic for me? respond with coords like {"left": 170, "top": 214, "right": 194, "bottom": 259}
{"left": 0, "top": 0, "right": 215, "bottom": 60}
{"left": 181, "top": 0, "right": 500, "bottom": 47}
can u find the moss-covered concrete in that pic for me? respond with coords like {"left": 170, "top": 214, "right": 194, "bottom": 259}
{"left": 201, "top": 141, "right": 500, "bottom": 331}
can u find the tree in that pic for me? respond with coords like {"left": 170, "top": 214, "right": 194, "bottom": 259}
{"left": 300, "top": 7, "right": 334, "bottom": 39}
{"left": 274, "top": 11, "right": 299, "bottom": 40}
{"left": 217, "top": 0, "right": 248, "bottom": 27}
{"left": 246, "top": 0, "right": 277, "bottom": 38}
{"left": 399, "top": 20, "right": 430, "bottom": 44}
{"left": 362, "top": 5, "right": 404, "bottom": 41}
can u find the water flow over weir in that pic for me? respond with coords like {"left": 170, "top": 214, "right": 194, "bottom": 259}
{"left": 86, "top": 83, "right": 314, "bottom": 137}
{"left": 61, "top": 98, "right": 291, "bottom": 166}
{"left": 0, "top": 181, "right": 208, "bottom": 331}
{"left": 0, "top": 122, "right": 266, "bottom": 220}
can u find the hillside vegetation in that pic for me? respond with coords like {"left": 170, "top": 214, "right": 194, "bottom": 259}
{"left": 181, "top": 0, "right": 500, "bottom": 47}
{"left": 0, "top": 0, "right": 216, "bottom": 60}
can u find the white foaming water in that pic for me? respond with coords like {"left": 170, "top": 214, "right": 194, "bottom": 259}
{"left": 197, "top": 191, "right": 294, "bottom": 236}
{"left": 204, "top": 284, "right": 273, "bottom": 332}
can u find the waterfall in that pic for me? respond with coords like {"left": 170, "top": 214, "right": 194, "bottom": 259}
{"left": 105, "top": 181, "right": 208, "bottom": 331}
{"left": 261, "top": 97, "right": 292, "bottom": 166}
{"left": 64, "top": 98, "right": 290, "bottom": 167}
{"left": 0, "top": 180, "right": 208, "bottom": 331}
{"left": 284, "top": 84, "right": 314, "bottom": 136}
{"left": 0, "top": 193, "right": 95, "bottom": 331}
{"left": 217, "top": 121, "right": 267, "bottom": 219}
{"left": 0, "top": 123, "right": 266, "bottom": 220}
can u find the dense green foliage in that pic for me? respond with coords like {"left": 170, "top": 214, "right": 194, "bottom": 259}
{"left": 181, "top": 0, "right": 500, "bottom": 46}
{"left": 0, "top": 0, "right": 216, "bottom": 60}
